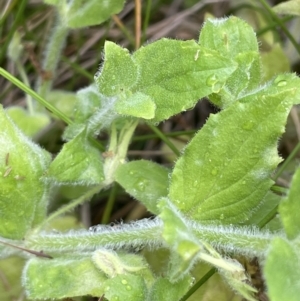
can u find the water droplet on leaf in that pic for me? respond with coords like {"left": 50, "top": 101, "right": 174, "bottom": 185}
{"left": 206, "top": 74, "right": 219, "bottom": 87}
{"left": 137, "top": 180, "right": 147, "bottom": 191}
{"left": 276, "top": 80, "right": 287, "bottom": 87}
{"left": 126, "top": 285, "right": 132, "bottom": 290}
{"left": 274, "top": 75, "right": 287, "bottom": 87}
{"left": 121, "top": 279, "right": 128, "bottom": 285}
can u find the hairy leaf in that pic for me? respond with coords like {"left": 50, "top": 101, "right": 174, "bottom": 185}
{"left": 46, "top": 130, "right": 104, "bottom": 185}
{"left": 0, "top": 106, "right": 51, "bottom": 239}
{"left": 199, "top": 17, "right": 261, "bottom": 107}
{"left": 132, "top": 38, "right": 237, "bottom": 122}
{"left": 115, "top": 160, "right": 169, "bottom": 214}
{"left": 264, "top": 237, "right": 300, "bottom": 301}
{"left": 169, "top": 74, "right": 300, "bottom": 224}
{"left": 6, "top": 107, "right": 50, "bottom": 137}
{"left": 158, "top": 198, "right": 202, "bottom": 281}
{"left": 115, "top": 92, "right": 156, "bottom": 119}
{"left": 63, "top": 85, "right": 106, "bottom": 140}
{"left": 102, "top": 274, "right": 147, "bottom": 301}
{"left": 94, "top": 38, "right": 236, "bottom": 125}
{"left": 96, "top": 41, "right": 138, "bottom": 97}
{"left": 199, "top": 17, "right": 258, "bottom": 58}
{"left": 279, "top": 167, "right": 300, "bottom": 239}
{"left": 23, "top": 256, "right": 106, "bottom": 299}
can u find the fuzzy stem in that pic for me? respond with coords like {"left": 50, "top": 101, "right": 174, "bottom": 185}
{"left": 190, "top": 222, "right": 282, "bottom": 258}
{"left": 26, "top": 218, "right": 164, "bottom": 252}
{"left": 0, "top": 67, "right": 72, "bottom": 124}
{"left": 26, "top": 219, "right": 280, "bottom": 258}
{"left": 104, "top": 119, "right": 138, "bottom": 185}
{"left": 37, "top": 14, "right": 69, "bottom": 98}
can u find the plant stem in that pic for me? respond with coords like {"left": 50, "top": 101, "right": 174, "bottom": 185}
{"left": 258, "top": 0, "right": 300, "bottom": 56}
{"left": 142, "top": 0, "right": 152, "bottom": 44}
{"left": 27, "top": 219, "right": 279, "bottom": 258}
{"left": 132, "top": 129, "right": 196, "bottom": 141}
{"left": 190, "top": 223, "right": 276, "bottom": 258}
{"left": 101, "top": 184, "right": 118, "bottom": 224}
{"left": 104, "top": 120, "right": 138, "bottom": 185}
{"left": 0, "top": 67, "right": 72, "bottom": 124}
{"left": 147, "top": 123, "right": 180, "bottom": 157}
{"left": 37, "top": 14, "right": 69, "bottom": 97}
{"left": 179, "top": 268, "right": 216, "bottom": 301}
{"left": 26, "top": 218, "right": 164, "bottom": 252}
{"left": 35, "top": 184, "right": 104, "bottom": 232}
{"left": 0, "top": 0, "right": 27, "bottom": 63}
{"left": 274, "top": 141, "right": 300, "bottom": 179}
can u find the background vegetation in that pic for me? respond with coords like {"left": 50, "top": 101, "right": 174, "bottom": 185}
{"left": 1, "top": 0, "right": 300, "bottom": 300}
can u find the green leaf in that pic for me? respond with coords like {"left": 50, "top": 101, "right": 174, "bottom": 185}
{"left": 158, "top": 198, "right": 202, "bottom": 281}
{"left": 63, "top": 84, "right": 104, "bottom": 140}
{"left": 46, "top": 130, "right": 104, "bottom": 185}
{"left": 115, "top": 92, "right": 156, "bottom": 119}
{"left": 96, "top": 41, "right": 138, "bottom": 97}
{"left": 147, "top": 276, "right": 192, "bottom": 301}
{"left": 0, "top": 106, "right": 51, "bottom": 239}
{"left": 157, "top": 199, "right": 256, "bottom": 299}
{"left": 102, "top": 274, "right": 147, "bottom": 301}
{"left": 6, "top": 107, "right": 50, "bottom": 137}
{"left": 208, "top": 52, "right": 261, "bottom": 107}
{"left": 23, "top": 256, "right": 106, "bottom": 299}
{"left": 133, "top": 38, "right": 237, "bottom": 122}
{"left": 115, "top": 160, "right": 169, "bottom": 214}
{"left": 264, "top": 237, "right": 300, "bottom": 301}
{"left": 199, "top": 17, "right": 261, "bottom": 107}
{"left": 279, "top": 167, "right": 300, "bottom": 239}
{"left": 199, "top": 17, "right": 258, "bottom": 58}
{"left": 95, "top": 38, "right": 236, "bottom": 124}
{"left": 66, "top": 0, "right": 125, "bottom": 28}
{"left": 169, "top": 74, "right": 300, "bottom": 224}
{"left": 273, "top": 0, "right": 300, "bottom": 16}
